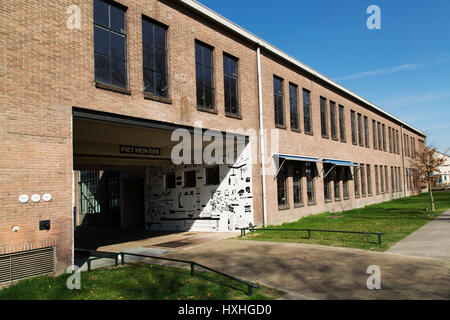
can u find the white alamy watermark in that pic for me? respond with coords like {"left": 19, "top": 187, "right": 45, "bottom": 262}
{"left": 66, "top": 5, "right": 81, "bottom": 30}
{"left": 66, "top": 265, "right": 81, "bottom": 290}
{"left": 170, "top": 121, "right": 279, "bottom": 176}
{"left": 366, "top": 265, "right": 381, "bottom": 290}
{"left": 366, "top": 5, "right": 381, "bottom": 30}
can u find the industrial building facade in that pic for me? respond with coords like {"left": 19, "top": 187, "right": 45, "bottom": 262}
{"left": 1, "top": 0, "right": 426, "bottom": 280}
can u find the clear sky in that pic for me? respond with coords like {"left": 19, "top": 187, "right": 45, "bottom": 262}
{"left": 197, "top": 0, "right": 450, "bottom": 152}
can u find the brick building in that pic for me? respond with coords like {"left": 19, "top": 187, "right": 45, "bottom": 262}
{"left": 0, "top": 0, "right": 426, "bottom": 282}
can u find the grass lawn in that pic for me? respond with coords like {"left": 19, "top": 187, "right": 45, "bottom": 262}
{"left": 0, "top": 263, "right": 283, "bottom": 300}
{"left": 240, "top": 191, "right": 450, "bottom": 251}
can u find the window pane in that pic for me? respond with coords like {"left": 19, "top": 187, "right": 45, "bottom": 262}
{"left": 94, "top": 0, "right": 109, "bottom": 27}
{"left": 94, "top": 26, "right": 110, "bottom": 55}
{"left": 320, "top": 97, "right": 327, "bottom": 137}
{"left": 205, "top": 88, "right": 213, "bottom": 109}
{"left": 154, "top": 47, "right": 166, "bottom": 73}
{"left": 154, "top": 25, "right": 166, "bottom": 49}
{"left": 111, "top": 59, "right": 126, "bottom": 88}
{"left": 197, "top": 85, "right": 205, "bottom": 108}
{"left": 224, "top": 76, "right": 231, "bottom": 112}
{"left": 223, "top": 55, "right": 229, "bottom": 75}
{"left": 110, "top": 5, "right": 125, "bottom": 34}
{"left": 142, "top": 20, "right": 154, "bottom": 45}
{"left": 110, "top": 33, "right": 125, "bottom": 60}
{"left": 206, "top": 166, "right": 220, "bottom": 185}
{"left": 165, "top": 173, "right": 176, "bottom": 189}
{"left": 230, "top": 78, "right": 238, "bottom": 113}
{"left": 142, "top": 49, "right": 154, "bottom": 70}
{"left": 330, "top": 101, "right": 336, "bottom": 139}
{"left": 196, "top": 63, "right": 203, "bottom": 85}
{"left": 143, "top": 69, "right": 154, "bottom": 94}
{"left": 94, "top": 53, "right": 110, "bottom": 83}
{"left": 203, "top": 67, "right": 212, "bottom": 88}
{"left": 184, "top": 171, "right": 196, "bottom": 188}
{"left": 202, "top": 47, "right": 212, "bottom": 68}
{"left": 228, "top": 58, "right": 237, "bottom": 77}
{"left": 195, "top": 43, "right": 202, "bottom": 64}
{"left": 290, "top": 84, "right": 298, "bottom": 129}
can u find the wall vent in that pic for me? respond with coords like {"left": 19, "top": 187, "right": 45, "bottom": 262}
{"left": 0, "top": 247, "right": 55, "bottom": 285}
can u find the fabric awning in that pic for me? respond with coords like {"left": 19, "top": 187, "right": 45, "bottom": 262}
{"left": 273, "top": 153, "right": 320, "bottom": 162}
{"left": 322, "top": 158, "right": 360, "bottom": 167}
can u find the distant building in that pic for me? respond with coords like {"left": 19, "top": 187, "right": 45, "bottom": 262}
{"left": 433, "top": 151, "right": 450, "bottom": 189}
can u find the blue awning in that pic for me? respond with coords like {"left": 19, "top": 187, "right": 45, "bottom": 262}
{"left": 322, "top": 158, "right": 360, "bottom": 167}
{"left": 273, "top": 153, "right": 321, "bottom": 162}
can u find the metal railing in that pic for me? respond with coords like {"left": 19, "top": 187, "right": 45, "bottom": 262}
{"left": 75, "top": 249, "right": 259, "bottom": 296}
{"left": 240, "top": 227, "right": 385, "bottom": 245}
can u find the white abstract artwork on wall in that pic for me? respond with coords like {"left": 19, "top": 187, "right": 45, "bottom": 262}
{"left": 144, "top": 143, "right": 254, "bottom": 232}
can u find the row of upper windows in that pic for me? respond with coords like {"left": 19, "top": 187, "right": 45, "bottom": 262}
{"left": 349, "top": 110, "right": 414, "bottom": 155}
{"left": 273, "top": 77, "right": 316, "bottom": 135}
{"left": 272, "top": 75, "right": 420, "bottom": 156}
{"left": 93, "top": 0, "right": 240, "bottom": 116}
{"left": 94, "top": 0, "right": 422, "bottom": 144}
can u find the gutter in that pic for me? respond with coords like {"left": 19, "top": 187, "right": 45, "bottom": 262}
{"left": 256, "top": 46, "right": 268, "bottom": 227}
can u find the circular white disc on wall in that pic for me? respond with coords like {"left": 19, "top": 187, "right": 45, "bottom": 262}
{"left": 31, "top": 194, "right": 41, "bottom": 203}
{"left": 42, "top": 193, "right": 52, "bottom": 202}
{"left": 19, "top": 194, "right": 29, "bottom": 203}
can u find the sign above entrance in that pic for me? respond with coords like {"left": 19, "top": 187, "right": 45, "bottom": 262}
{"left": 119, "top": 145, "right": 161, "bottom": 156}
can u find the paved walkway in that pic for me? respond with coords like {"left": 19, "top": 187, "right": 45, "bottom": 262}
{"left": 387, "top": 209, "right": 450, "bottom": 260}
{"left": 164, "top": 239, "right": 450, "bottom": 300}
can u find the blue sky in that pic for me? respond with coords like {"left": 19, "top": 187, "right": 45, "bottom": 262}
{"left": 197, "top": 0, "right": 450, "bottom": 152}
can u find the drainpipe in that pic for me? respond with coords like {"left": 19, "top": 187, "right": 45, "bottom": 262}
{"left": 400, "top": 125, "right": 407, "bottom": 198}
{"left": 257, "top": 45, "right": 268, "bottom": 227}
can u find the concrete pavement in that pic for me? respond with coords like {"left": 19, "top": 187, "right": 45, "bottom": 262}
{"left": 387, "top": 209, "right": 450, "bottom": 260}
{"left": 165, "top": 239, "right": 450, "bottom": 300}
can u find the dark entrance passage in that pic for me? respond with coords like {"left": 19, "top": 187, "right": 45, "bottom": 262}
{"left": 76, "top": 170, "right": 121, "bottom": 226}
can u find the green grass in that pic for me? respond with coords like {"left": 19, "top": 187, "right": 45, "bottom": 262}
{"left": 0, "top": 263, "right": 283, "bottom": 300}
{"left": 241, "top": 191, "right": 450, "bottom": 251}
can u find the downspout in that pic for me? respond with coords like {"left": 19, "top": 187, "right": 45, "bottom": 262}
{"left": 400, "top": 125, "right": 407, "bottom": 198}
{"left": 257, "top": 45, "right": 268, "bottom": 227}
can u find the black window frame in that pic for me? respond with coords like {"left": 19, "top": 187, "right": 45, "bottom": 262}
{"left": 303, "top": 89, "right": 313, "bottom": 134}
{"left": 323, "top": 164, "right": 333, "bottom": 202}
{"left": 195, "top": 40, "right": 215, "bottom": 111}
{"left": 273, "top": 75, "right": 285, "bottom": 128}
{"left": 354, "top": 166, "right": 360, "bottom": 198}
{"left": 320, "top": 97, "right": 329, "bottom": 138}
{"left": 94, "top": 0, "right": 128, "bottom": 89}
{"left": 293, "top": 163, "right": 303, "bottom": 206}
{"left": 351, "top": 110, "right": 357, "bottom": 145}
{"left": 223, "top": 53, "right": 240, "bottom": 117}
{"left": 289, "top": 82, "right": 300, "bottom": 131}
{"left": 142, "top": 16, "right": 169, "bottom": 99}
{"left": 330, "top": 101, "right": 337, "bottom": 140}
{"left": 372, "top": 119, "right": 377, "bottom": 150}
{"left": 364, "top": 116, "right": 370, "bottom": 148}
{"left": 184, "top": 170, "right": 196, "bottom": 188}
{"left": 205, "top": 166, "right": 220, "bottom": 186}
{"left": 367, "top": 164, "right": 372, "bottom": 196}
{"left": 338, "top": 105, "right": 346, "bottom": 142}
{"left": 165, "top": 172, "right": 176, "bottom": 189}
{"left": 357, "top": 113, "right": 364, "bottom": 146}
{"left": 277, "top": 164, "right": 288, "bottom": 208}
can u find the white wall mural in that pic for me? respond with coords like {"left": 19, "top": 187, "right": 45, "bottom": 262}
{"left": 144, "top": 144, "right": 253, "bottom": 232}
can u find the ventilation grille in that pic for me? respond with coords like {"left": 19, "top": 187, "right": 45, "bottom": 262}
{"left": 0, "top": 247, "right": 55, "bottom": 285}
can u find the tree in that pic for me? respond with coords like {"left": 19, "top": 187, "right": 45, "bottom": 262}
{"left": 410, "top": 146, "right": 448, "bottom": 211}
